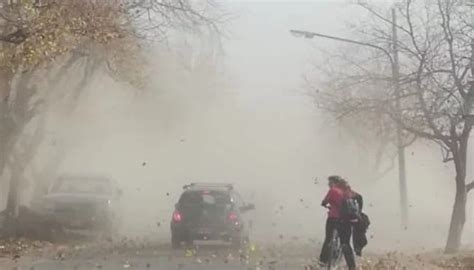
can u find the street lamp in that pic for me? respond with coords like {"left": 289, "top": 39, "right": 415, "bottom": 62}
{"left": 290, "top": 8, "right": 409, "bottom": 227}
{"left": 289, "top": 30, "right": 393, "bottom": 62}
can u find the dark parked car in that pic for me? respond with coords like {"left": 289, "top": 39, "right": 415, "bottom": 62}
{"left": 170, "top": 183, "right": 255, "bottom": 249}
{"left": 37, "top": 175, "right": 122, "bottom": 235}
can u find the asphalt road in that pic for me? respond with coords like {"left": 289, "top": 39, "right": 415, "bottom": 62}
{"left": 3, "top": 241, "right": 317, "bottom": 270}
{"left": 21, "top": 260, "right": 269, "bottom": 270}
{"left": 2, "top": 242, "right": 465, "bottom": 270}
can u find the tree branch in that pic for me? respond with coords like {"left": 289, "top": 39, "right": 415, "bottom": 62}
{"left": 0, "top": 29, "right": 27, "bottom": 44}
{"left": 413, "top": 53, "right": 447, "bottom": 140}
{"left": 467, "top": 181, "right": 474, "bottom": 193}
{"left": 383, "top": 103, "right": 449, "bottom": 141}
{"left": 437, "top": 0, "right": 466, "bottom": 98}
{"left": 403, "top": 0, "right": 425, "bottom": 59}
{"left": 370, "top": 150, "right": 397, "bottom": 182}
{"left": 358, "top": 2, "right": 412, "bottom": 36}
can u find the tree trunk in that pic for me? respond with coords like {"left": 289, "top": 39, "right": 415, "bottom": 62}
{"left": 1, "top": 71, "right": 33, "bottom": 236}
{"left": 445, "top": 137, "right": 469, "bottom": 253}
{"left": 4, "top": 167, "right": 21, "bottom": 236}
{"left": 445, "top": 179, "right": 467, "bottom": 253}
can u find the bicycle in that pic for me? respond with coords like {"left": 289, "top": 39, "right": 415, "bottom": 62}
{"left": 326, "top": 227, "right": 343, "bottom": 270}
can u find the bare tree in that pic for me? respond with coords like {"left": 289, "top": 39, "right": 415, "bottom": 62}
{"left": 306, "top": 45, "right": 413, "bottom": 183}
{"left": 310, "top": 0, "right": 473, "bottom": 253}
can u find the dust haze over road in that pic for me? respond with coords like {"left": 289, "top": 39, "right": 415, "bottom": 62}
{"left": 33, "top": 0, "right": 474, "bottom": 250}
{"left": 1, "top": 1, "right": 474, "bottom": 269}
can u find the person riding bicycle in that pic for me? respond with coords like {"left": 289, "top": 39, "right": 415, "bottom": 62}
{"left": 319, "top": 176, "right": 356, "bottom": 270}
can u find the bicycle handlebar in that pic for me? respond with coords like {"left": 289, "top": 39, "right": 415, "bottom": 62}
{"left": 322, "top": 204, "right": 331, "bottom": 209}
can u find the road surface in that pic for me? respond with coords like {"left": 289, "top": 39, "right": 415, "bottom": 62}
{"left": 1, "top": 240, "right": 318, "bottom": 270}
{"left": 1, "top": 239, "right": 472, "bottom": 269}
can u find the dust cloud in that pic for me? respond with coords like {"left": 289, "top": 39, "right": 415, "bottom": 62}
{"left": 22, "top": 0, "right": 474, "bottom": 254}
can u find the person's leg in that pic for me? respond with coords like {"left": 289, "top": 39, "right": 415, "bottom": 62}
{"left": 353, "top": 223, "right": 362, "bottom": 256}
{"left": 338, "top": 222, "right": 356, "bottom": 270}
{"left": 319, "top": 218, "right": 336, "bottom": 264}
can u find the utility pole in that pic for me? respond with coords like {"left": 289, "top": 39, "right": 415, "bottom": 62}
{"left": 392, "top": 8, "right": 408, "bottom": 227}
{"left": 468, "top": 47, "right": 474, "bottom": 236}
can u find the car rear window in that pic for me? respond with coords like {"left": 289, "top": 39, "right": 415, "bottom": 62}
{"left": 179, "top": 191, "right": 231, "bottom": 205}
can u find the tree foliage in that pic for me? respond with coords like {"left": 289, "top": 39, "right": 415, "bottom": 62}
{"left": 1, "top": 1, "right": 121, "bottom": 70}
{"left": 0, "top": 0, "right": 226, "bottom": 74}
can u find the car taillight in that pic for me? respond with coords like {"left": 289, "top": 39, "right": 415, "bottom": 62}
{"left": 228, "top": 212, "right": 238, "bottom": 221}
{"left": 172, "top": 211, "right": 182, "bottom": 223}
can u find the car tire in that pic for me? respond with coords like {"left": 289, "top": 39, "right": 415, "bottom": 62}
{"left": 184, "top": 237, "right": 194, "bottom": 248}
{"left": 231, "top": 234, "right": 247, "bottom": 249}
{"left": 100, "top": 215, "right": 119, "bottom": 240}
{"left": 171, "top": 234, "right": 181, "bottom": 249}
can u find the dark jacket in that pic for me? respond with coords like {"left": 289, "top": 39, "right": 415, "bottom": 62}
{"left": 352, "top": 192, "right": 369, "bottom": 255}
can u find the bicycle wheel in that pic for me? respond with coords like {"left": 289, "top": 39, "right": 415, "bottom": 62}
{"left": 327, "top": 229, "right": 342, "bottom": 270}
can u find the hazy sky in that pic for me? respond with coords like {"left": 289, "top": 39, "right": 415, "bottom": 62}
{"left": 225, "top": 1, "right": 358, "bottom": 107}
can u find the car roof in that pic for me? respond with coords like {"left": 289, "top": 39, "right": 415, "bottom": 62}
{"left": 182, "top": 187, "right": 231, "bottom": 193}
{"left": 182, "top": 183, "right": 234, "bottom": 191}
{"left": 57, "top": 174, "right": 111, "bottom": 180}
{"left": 49, "top": 175, "right": 117, "bottom": 190}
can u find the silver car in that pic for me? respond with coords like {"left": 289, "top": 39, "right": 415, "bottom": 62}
{"left": 38, "top": 175, "right": 122, "bottom": 234}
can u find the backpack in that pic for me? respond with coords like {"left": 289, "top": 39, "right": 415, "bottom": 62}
{"left": 340, "top": 196, "right": 361, "bottom": 221}
{"left": 359, "top": 212, "right": 370, "bottom": 230}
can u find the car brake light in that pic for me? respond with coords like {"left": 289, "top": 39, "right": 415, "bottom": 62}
{"left": 172, "top": 211, "right": 182, "bottom": 222}
{"left": 228, "top": 212, "right": 238, "bottom": 221}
